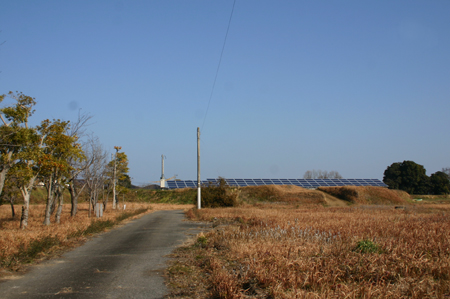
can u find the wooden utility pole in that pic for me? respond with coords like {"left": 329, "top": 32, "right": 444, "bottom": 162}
{"left": 197, "top": 127, "right": 201, "bottom": 209}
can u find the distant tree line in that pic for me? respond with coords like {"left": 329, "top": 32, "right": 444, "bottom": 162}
{"left": 383, "top": 160, "right": 450, "bottom": 195}
{"left": 0, "top": 91, "right": 129, "bottom": 228}
{"left": 303, "top": 170, "right": 343, "bottom": 179}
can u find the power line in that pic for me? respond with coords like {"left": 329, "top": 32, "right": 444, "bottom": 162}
{"left": 201, "top": 0, "right": 236, "bottom": 132}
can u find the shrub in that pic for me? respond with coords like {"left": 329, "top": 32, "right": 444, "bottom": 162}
{"left": 353, "top": 239, "right": 381, "bottom": 254}
{"left": 200, "top": 178, "right": 238, "bottom": 208}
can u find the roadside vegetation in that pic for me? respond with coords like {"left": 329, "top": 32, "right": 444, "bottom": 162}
{"left": 0, "top": 201, "right": 193, "bottom": 274}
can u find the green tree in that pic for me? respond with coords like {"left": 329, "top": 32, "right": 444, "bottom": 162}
{"left": 107, "top": 149, "right": 129, "bottom": 209}
{"left": 429, "top": 171, "right": 450, "bottom": 195}
{"left": 0, "top": 92, "right": 37, "bottom": 197}
{"left": 119, "top": 174, "right": 132, "bottom": 189}
{"left": 383, "top": 161, "right": 429, "bottom": 194}
{"left": 38, "top": 119, "right": 85, "bottom": 225}
{"left": 11, "top": 127, "right": 44, "bottom": 229}
{"left": 382, "top": 162, "right": 401, "bottom": 190}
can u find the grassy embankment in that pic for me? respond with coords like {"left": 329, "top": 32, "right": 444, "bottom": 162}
{"left": 166, "top": 186, "right": 450, "bottom": 298}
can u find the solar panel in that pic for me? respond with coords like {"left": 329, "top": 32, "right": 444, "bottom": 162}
{"left": 167, "top": 181, "right": 177, "bottom": 189}
{"left": 254, "top": 179, "right": 264, "bottom": 185}
{"left": 234, "top": 179, "right": 246, "bottom": 186}
{"left": 228, "top": 179, "right": 238, "bottom": 186}
{"left": 176, "top": 181, "right": 187, "bottom": 188}
{"left": 185, "top": 181, "right": 196, "bottom": 187}
{"left": 245, "top": 179, "right": 257, "bottom": 186}
{"left": 164, "top": 178, "right": 387, "bottom": 189}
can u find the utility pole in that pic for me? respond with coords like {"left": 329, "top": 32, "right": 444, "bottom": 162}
{"left": 112, "top": 146, "right": 121, "bottom": 209}
{"left": 197, "top": 127, "right": 201, "bottom": 209}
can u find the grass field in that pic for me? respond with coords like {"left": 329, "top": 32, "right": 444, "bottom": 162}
{"left": 167, "top": 202, "right": 450, "bottom": 298}
{"left": 2, "top": 185, "right": 449, "bottom": 298}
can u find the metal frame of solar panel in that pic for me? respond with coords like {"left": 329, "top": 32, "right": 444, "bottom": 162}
{"left": 165, "top": 178, "right": 387, "bottom": 189}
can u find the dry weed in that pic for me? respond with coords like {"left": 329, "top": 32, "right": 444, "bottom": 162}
{"left": 172, "top": 204, "right": 450, "bottom": 298}
{"left": 0, "top": 202, "right": 194, "bottom": 272}
{"left": 318, "top": 186, "right": 410, "bottom": 205}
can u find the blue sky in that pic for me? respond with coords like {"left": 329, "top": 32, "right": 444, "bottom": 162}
{"left": 1, "top": 1, "right": 449, "bottom": 185}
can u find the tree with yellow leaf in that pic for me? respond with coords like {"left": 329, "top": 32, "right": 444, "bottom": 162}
{"left": 107, "top": 148, "right": 129, "bottom": 210}
{"left": 0, "top": 92, "right": 36, "bottom": 197}
{"left": 38, "top": 119, "right": 85, "bottom": 225}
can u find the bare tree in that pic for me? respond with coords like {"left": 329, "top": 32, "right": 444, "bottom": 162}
{"left": 327, "top": 171, "right": 343, "bottom": 179}
{"left": 303, "top": 170, "right": 343, "bottom": 179}
{"left": 82, "top": 136, "right": 108, "bottom": 218}
{"left": 66, "top": 111, "right": 93, "bottom": 217}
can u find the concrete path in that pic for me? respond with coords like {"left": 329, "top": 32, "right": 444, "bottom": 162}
{"left": 0, "top": 210, "right": 207, "bottom": 299}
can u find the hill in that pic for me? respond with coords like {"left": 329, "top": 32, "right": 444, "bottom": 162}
{"left": 317, "top": 186, "right": 410, "bottom": 205}
{"left": 238, "top": 185, "right": 345, "bottom": 206}
{"left": 237, "top": 185, "right": 410, "bottom": 206}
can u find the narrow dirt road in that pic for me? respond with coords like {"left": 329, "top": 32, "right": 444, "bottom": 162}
{"left": 0, "top": 210, "right": 207, "bottom": 299}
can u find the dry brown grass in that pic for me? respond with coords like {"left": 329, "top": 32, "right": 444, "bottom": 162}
{"left": 0, "top": 202, "right": 194, "bottom": 273}
{"left": 168, "top": 204, "right": 450, "bottom": 298}
{"left": 238, "top": 185, "right": 411, "bottom": 207}
{"left": 240, "top": 185, "right": 329, "bottom": 205}
{"left": 318, "top": 186, "right": 410, "bottom": 205}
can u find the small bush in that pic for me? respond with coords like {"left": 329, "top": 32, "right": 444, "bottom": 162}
{"left": 196, "top": 233, "right": 208, "bottom": 248}
{"left": 201, "top": 178, "right": 238, "bottom": 208}
{"left": 353, "top": 239, "right": 381, "bottom": 254}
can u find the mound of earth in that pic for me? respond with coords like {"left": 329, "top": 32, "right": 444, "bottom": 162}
{"left": 317, "top": 186, "right": 410, "bottom": 205}
{"left": 239, "top": 185, "right": 347, "bottom": 206}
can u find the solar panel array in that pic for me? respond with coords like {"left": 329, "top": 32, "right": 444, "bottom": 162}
{"left": 166, "top": 178, "right": 387, "bottom": 189}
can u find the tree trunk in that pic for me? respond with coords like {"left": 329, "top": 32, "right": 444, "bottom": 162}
{"left": 43, "top": 196, "right": 54, "bottom": 225}
{"left": 69, "top": 181, "right": 87, "bottom": 217}
{"left": 50, "top": 199, "right": 56, "bottom": 215}
{"left": 55, "top": 186, "right": 63, "bottom": 224}
{"left": 92, "top": 189, "right": 97, "bottom": 212}
{"left": 88, "top": 197, "right": 92, "bottom": 218}
{"left": 103, "top": 190, "right": 108, "bottom": 212}
{"left": 43, "top": 179, "right": 54, "bottom": 226}
{"left": 0, "top": 152, "right": 13, "bottom": 197}
{"left": 69, "top": 183, "right": 78, "bottom": 217}
{"left": 9, "top": 198, "right": 15, "bottom": 218}
{"left": 20, "top": 187, "right": 32, "bottom": 229}
{"left": 19, "top": 170, "right": 38, "bottom": 229}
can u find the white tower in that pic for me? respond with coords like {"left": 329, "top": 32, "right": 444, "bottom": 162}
{"left": 160, "top": 155, "right": 166, "bottom": 188}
